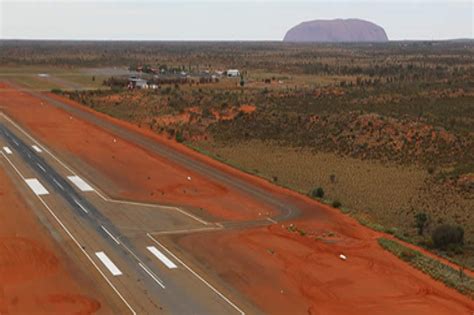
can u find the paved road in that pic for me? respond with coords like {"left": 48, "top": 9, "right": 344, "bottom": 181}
{"left": 0, "top": 121, "right": 250, "bottom": 314}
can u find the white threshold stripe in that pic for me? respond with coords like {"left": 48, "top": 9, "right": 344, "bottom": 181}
{"left": 95, "top": 252, "right": 123, "bottom": 276}
{"left": 3, "top": 146, "right": 12, "bottom": 154}
{"left": 68, "top": 175, "right": 94, "bottom": 192}
{"left": 25, "top": 178, "right": 49, "bottom": 195}
{"left": 138, "top": 263, "right": 166, "bottom": 288}
{"left": 73, "top": 198, "right": 89, "bottom": 214}
{"left": 32, "top": 145, "right": 42, "bottom": 152}
{"left": 101, "top": 225, "right": 120, "bottom": 245}
{"left": 147, "top": 246, "right": 177, "bottom": 269}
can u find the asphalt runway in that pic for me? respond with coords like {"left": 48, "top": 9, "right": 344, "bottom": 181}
{"left": 0, "top": 119, "right": 252, "bottom": 314}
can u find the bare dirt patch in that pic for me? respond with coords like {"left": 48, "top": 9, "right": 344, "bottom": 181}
{"left": 177, "top": 220, "right": 474, "bottom": 315}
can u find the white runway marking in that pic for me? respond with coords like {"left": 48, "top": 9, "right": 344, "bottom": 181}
{"left": 25, "top": 178, "right": 49, "bottom": 195}
{"left": 52, "top": 178, "right": 64, "bottom": 190}
{"left": 95, "top": 252, "right": 122, "bottom": 276}
{"left": 32, "top": 145, "right": 42, "bottom": 152}
{"left": 36, "top": 162, "right": 46, "bottom": 172}
{"left": 68, "top": 175, "right": 94, "bottom": 192}
{"left": 101, "top": 225, "right": 120, "bottom": 245}
{"left": 73, "top": 198, "right": 89, "bottom": 214}
{"left": 3, "top": 146, "right": 12, "bottom": 154}
{"left": 147, "top": 246, "right": 177, "bottom": 269}
{"left": 266, "top": 217, "right": 278, "bottom": 224}
{"left": 138, "top": 263, "right": 166, "bottom": 288}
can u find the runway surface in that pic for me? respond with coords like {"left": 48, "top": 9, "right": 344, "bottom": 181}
{"left": 0, "top": 118, "right": 252, "bottom": 314}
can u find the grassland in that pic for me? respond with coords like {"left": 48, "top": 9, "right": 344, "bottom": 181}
{"left": 0, "top": 65, "right": 107, "bottom": 90}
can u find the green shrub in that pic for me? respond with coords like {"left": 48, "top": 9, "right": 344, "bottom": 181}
{"left": 332, "top": 200, "right": 342, "bottom": 208}
{"left": 175, "top": 131, "right": 184, "bottom": 143}
{"left": 51, "top": 88, "right": 63, "bottom": 94}
{"left": 311, "top": 187, "right": 325, "bottom": 198}
{"left": 432, "top": 224, "right": 464, "bottom": 249}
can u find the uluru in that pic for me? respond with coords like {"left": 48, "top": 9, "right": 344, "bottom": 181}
{"left": 283, "top": 18, "right": 388, "bottom": 43}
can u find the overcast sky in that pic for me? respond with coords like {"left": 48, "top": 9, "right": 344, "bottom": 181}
{"left": 1, "top": 0, "right": 473, "bottom": 40}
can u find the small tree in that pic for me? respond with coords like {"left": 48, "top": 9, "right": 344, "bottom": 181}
{"left": 332, "top": 200, "right": 342, "bottom": 208}
{"left": 240, "top": 75, "right": 245, "bottom": 87}
{"left": 414, "top": 212, "right": 428, "bottom": 235}
{"left": 311, "top": 187, "right": 325, "bottom": 198}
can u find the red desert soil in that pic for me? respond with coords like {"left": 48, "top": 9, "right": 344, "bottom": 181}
{"left": 177, "top": 218, "right": 474, "bottom": 315}
{"left": 0, "top": 167, "right": 102, "bottom": 314}
{"left": 1, "top": 83, "right": 473, "bottom": 314}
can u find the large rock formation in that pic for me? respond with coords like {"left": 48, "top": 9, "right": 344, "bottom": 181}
{"left": 283, "top": 19, "right": 388, "bottom": 43}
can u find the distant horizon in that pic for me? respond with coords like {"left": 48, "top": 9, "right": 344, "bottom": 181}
{"left": 1, "top": 1, "right": 473, "bottom": 41}
{"left": 1, "top": 38, "right": 474, "bottom": 42}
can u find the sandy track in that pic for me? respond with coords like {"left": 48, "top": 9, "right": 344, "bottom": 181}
{"left": 0, "top": 82, "right": 473, "bottom": 314}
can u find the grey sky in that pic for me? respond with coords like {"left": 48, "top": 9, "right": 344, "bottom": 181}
{"left": 1, "top": 0, "right": 473, "bottom": 40}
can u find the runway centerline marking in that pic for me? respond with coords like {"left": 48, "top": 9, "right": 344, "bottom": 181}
{"left": 95, "top": 251, "right": 123, "bottom": 276}
{"left": 24, "top": 178, "right": 49, "bottom": 195}
{"left": 101, "top": 225, "right": 120, "bottom": 245}
{"left": 68, "top": 175, "right": 94, "bottom": 192}
{"left": 266, "top": 217, "right": 278, "bottom": 224}
{"left": 138, "top": 263, "right": 166, "bottom": 289}
{"left": 36, "top": 162, "right": 46, "bottom": 172}
{"left": 52, "top": 178, "right": 64, "bottom": 190}
{"left": 73, "top": 198, "right": 89, "bottom": 214}
{"left": 2, "top": 146, "right": 12, "bottom": 154}
{"left": 32, "top": 145, "right": 42, "bottom": 153}
{"left": 147, "top": 246, "right": 177, "bottom": 269}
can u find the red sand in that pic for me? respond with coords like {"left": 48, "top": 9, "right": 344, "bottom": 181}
{"left": 178, "top": 217, "right": 474, "bottom": 315}
{"left": 0, "top": 167, "right": 103, "bottom": 314}
{"left": 1, "top": 83, "right": 473, "bottom": 314}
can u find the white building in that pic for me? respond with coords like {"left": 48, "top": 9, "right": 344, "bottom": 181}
{"left": 227, "top": 69, "right": 240, "bottom": 77}
{"left": 128, "top": 78, "right": 148, "bottom": 89}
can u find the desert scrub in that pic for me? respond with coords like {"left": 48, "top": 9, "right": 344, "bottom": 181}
{"left": 378, "top": 238, "right": 474, "bottom": 299}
